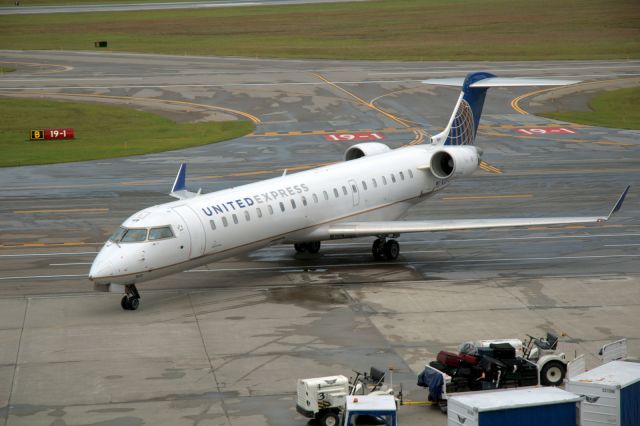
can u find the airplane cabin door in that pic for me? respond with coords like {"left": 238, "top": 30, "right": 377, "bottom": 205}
{"left": 348, "top": 179, "right": 360, "bottom": 207}
{"left": 173, "top": 205, "right": 206, "bottom": 258}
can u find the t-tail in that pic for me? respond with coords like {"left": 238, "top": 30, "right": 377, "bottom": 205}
{"left": 424, "top": 72, "right": 581, "bottom": 146}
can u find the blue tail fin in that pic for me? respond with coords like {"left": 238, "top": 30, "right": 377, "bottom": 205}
{"left": 434, "top": 72, "right": 495, "bottom": 146}
{"left": 425, "top": 72, "right": 580, "bottom": 146}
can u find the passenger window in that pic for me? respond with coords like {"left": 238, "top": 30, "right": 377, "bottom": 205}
{"left": 399, "top": 171, "right": 405, "bottom": 180}
{"left": 408, "top": 169, "right": 414, "bottom": 178}
{"left": 382, "top": 176, "right": 387, "bottom": 185}
{"left": 209, "top": 220, "right": 216, "bottom": 231}
{"left": 312, "top": 194, "right": 318, "bottom": 203}
{"left": 333, "top": 188, "right": 339, "bottom": 198}
{"left": 121, "top": 228, "right": 147, "bottom": 242}
{"left": 244, "top": 211, "right": 250, "bottom": 221}
{"left": 342, "top": 186, "right": 348, "bottom": 195}
{"left": 291, "top": 199, "right": 296, "bottom": 209}
{"left": 391, "top": 174, "right": 396, "bottom": 183}
{"left": 149, "top": 226, "right": 174, "bottom": 241}
{"left": 372, "top": 178, "right": 378, "bottom": 188}
{"left": 232, "top": 214, "right": 238, "bottom": 224}
{"left": 302, "top": 196, "right": 308, "bottom": 206}
{"left": 362, "top": 181, "right": 367, "bottom": 190}
{"left": 323, "top": 191, "right": 329, "bottom": 201}
{"left": 257, "top": 207, "right": 263, "bottom": 218}
{"left": 279, "top": 202, "right": 285, "bottom": 212}
{"left": 222, "top": 217, "right": 228, "bottom": 227}
{"left": 268, "top": 205, "right": 274, "bottom": 215}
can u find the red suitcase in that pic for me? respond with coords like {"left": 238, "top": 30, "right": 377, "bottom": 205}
{"left": 437, "top": 350, "right": 463, "bottom": 367}
{"left": 458, "top": 353, "right": 479, "bottom": 366}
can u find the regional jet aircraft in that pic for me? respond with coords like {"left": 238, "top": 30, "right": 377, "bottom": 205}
{"left": 89, "top": 72, "right": 629, "bottom": 310}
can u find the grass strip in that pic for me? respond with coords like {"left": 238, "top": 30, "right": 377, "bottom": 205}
{"left": 541, "top": 87, "right": 640, "bottom": 130}
{"left": 0, "top": 66, "right": 16, "bottom": 73}
{"left": 0, "top": 97, "right": 254, "bottom": 167}
{"left": 0, "top": 0, "right": 638, "bottom": 60}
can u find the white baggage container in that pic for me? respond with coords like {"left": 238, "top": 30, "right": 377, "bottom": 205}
{"left": 447, "top": 387, "right": 581, "bottom": 426}
{"left": 566, "top": 360, "right": 640, "bottom": 426}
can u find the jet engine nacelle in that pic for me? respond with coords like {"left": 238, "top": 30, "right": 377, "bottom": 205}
{"left": 345, "top": 142, "right": 391, "bottom": 161}
{"left": 429, "top": 145, "right": 480, "bottom": 179}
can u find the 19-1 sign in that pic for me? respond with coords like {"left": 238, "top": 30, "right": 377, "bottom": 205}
{"left": 30, "top": 128, "right": 75, "bottom": 140}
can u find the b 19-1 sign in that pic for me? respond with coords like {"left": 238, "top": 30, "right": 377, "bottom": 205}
{"left": 30, "top": 128, "right": 75, "bottom": 140}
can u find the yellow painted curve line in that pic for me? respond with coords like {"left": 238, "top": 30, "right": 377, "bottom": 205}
{"left": 0, "top": 60, "right": 73, "bottom": 75}
{"left": 6, "top": 91, "right": 261, "bottom": 124}
{"left": 511, "top": 76, "right": 640, "bottom": 116}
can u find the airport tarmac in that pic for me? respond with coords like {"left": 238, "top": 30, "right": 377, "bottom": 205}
{"left": 0, "top": 51, "right": 639, "bottom": 425}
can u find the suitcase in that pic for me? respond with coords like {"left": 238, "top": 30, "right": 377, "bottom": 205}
{"left": 458, "top": 353, "right": 479, "bottom": 365}
{"left": 437, "top": 350, "right": 463, "bottom": 367}
{"left": 489, "top": 342, "right": 516, "bottom": 359}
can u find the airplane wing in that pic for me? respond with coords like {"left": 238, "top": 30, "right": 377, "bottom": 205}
{"left": 329, "top": 186, "right": 629, "bottom": 238}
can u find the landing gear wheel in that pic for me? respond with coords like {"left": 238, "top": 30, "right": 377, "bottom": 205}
{"left": 383, "top": 239, "right": 400, "bottom": 260}
{"left": 294, "top": 243, "right": 306, "bottom": 253}
{"left": 121, "top": 296, "right": 131, "bottom": 310}
{"left": 372, "top": 238, "right": 386, "bottom": 261}
{"left": 540, "top": 360, "right": 566, "bottom": 386}
{"left": 306, "top": 241, "right": 321, "bottom": 254}
{"left": 121, "top": 284, "right": 141, "bottom": 311}
{"left": 319, "top": 411, "right": 339, "bottom": 426}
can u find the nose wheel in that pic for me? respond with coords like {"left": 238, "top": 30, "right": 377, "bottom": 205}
{"left": 121, "top": 284, "right": 141, "bottom": 311}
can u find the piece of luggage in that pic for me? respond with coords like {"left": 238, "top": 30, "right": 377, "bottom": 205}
{"left": 458, "top": 353, "right": 479, "bottom": 365}
{"left": 437, "top": 351, "right": 463, "bottom": 367}
{"left": 489, "top": 342, "right": 516, "bottom": 359}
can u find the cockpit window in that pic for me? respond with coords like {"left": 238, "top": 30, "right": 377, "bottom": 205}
{"left": 149, "top": 226, "right": 174, "bottom": 241}
{"left": 109, "top": 227, "right": 127, "bottom": 242}
{"left": 120, "top": 228, "right": 148, "bottom": 242}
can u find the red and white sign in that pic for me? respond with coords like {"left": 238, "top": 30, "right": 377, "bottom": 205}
{"left": 324, "top": 132, "right": 385, "bottom": 142}
{"left": 516, "top": 127, "right": 576, "bottom": 136}
{"left": 45, "top": 128, "right": 74, "bottom": 140}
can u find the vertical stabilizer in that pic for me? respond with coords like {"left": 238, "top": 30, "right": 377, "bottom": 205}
{"left": 430, "top": 72, "right": 495, "bottom": 145}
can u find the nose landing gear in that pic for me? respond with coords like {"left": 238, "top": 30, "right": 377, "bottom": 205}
{"left": 121, "top": 284, "right": 141, "bottom": 311}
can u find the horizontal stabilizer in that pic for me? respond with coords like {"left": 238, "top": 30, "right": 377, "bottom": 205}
{"left": 422, "top": 77, "right": 580, "bottom": 87}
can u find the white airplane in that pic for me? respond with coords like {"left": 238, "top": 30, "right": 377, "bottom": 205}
{"left": 89, "top": 72, "right": 630, "bottom": 310}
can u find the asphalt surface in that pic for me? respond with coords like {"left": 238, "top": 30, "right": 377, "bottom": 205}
{"left": 0, "top": 51, "right": 639, "bottom": 426}
{"left": 0, "top": 0, "right": 365, "bottom": 15}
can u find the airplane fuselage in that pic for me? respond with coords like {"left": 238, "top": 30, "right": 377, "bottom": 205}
{"left": 89, "top": 143, "right": 472, "bottom": 285}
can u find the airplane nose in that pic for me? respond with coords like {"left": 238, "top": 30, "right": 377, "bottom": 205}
{"left": 88, "top": 258, "right": 115, "bottom": 283}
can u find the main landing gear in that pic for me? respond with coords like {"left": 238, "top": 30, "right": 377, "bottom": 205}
{"left": 372, "top": 237, "right": 399, "bottom": 261}
{"left": 294, "top": 241, "right": 321, "bottom": 254}
{"left": 121, "top": 284, "right": 141, "bottom": 311}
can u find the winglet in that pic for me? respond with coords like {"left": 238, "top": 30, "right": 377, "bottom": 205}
{"left": 170, "top": 163, "right": 199, "bottom": 200}
{"left": 606, "top": 185, "right": 630, "bottom": 220}
{"left": 172, "top": 163, "right": 187, "bottom": 193}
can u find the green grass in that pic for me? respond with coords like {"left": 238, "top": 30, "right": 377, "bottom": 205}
{"left": 0, "top": 97, "right": 254, "bottom": 167}
{"left": 0, "top": 66, "right": 16, "bottom": 73}
{"left": 0, "top": 0, "right": 638, "bottom": 60}
{"left": 541, "top": 87, "right": 640, "bottom": 130}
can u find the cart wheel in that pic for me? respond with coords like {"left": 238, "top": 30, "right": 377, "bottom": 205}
{"left": 320, "top": 411, "right": 339, "bottom": 426}
{"left": 540, "top": 360, "right": 566, "bottom": 386}
{"left": 438, "top": 401, "right": 448, "bottom": 414}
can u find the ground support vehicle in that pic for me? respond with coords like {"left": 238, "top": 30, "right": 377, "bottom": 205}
{"left": 297, "top": 368, "right": 395, "bottom": 426}
{"left": 343, "top": 394, "right": 397, "bottom": 426}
